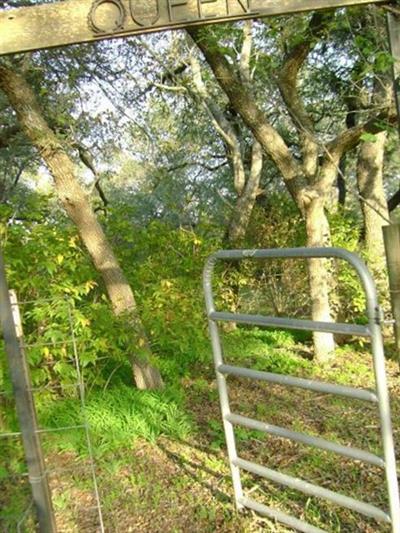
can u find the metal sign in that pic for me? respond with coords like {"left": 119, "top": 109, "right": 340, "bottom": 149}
{"left": 0, "top": 0, "right": 387, "bottom": 56}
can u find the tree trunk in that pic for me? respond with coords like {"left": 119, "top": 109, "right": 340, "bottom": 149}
{"left": 228, "top": 141, "right": 263, "bottom": 246}
{"left": 304, "top": 196, "right": 335, "bottom": 362}
{"left": 0, "top": 63, "right": 163, "bottom": 389}
{"left": 357, "top": 132, "right": 390, "bottom": 276}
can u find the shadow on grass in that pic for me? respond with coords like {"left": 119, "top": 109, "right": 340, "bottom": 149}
{"left": 157, "top": 440, "right": 232, "bottom": 505}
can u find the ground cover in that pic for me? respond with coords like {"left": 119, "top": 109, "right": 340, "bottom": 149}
{"left": 1, "top": 329, "right": 399, "bottom": 532}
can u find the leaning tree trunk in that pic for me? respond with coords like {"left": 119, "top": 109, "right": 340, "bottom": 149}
{"left": 0, "top": 64, "right": 163, "bottom": 390}
{"left": 304, "top": 195, "right": 335, "bottom": 362}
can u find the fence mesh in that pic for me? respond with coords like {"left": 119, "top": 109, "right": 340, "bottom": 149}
{"left": 0, "top": 296, "right": 104, "bottom": 532}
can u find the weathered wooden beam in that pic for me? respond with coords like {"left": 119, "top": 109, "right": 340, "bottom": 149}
{"left": 0, "top": 0, "right": 387, "bottom": 56}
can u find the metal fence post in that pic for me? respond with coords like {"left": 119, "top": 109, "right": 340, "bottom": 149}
{"left": 0, "top": 251, "right": 56, "bottom": 533}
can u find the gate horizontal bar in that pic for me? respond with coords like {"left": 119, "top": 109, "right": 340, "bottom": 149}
{"left": 218, "top": 364, "right": 378, "bottom": 402}
{"left": 212, "top": 246, "right": 378, "bottom": 263}
{"left": 234, "top": 458, "right": 391, "bottom": 523}
{"left": 209, "top": 311, "right": 371, "bottom": 337}
{"left": 238, "top": 496, "right": 327, "bottom": 533}
{"left": 0, "top": 431, "right": 22, "bottom": 439}
{"left": 204, "top": 248, "right": 380, "bottom": 325}
{"left": 226, "top": 413, "right": 384, "bottom": 467}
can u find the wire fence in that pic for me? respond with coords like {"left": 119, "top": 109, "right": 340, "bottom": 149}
{"left": 0, "top": 294, "right": 104, "bottom": 532}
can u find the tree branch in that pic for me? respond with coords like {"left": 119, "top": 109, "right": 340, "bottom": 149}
{"left": 166, "top": 160, "right": 227, "bottom": 173}
{"left": 277, "top": 12, "right": 330, "bottom": 178}
{"left": 318, "top": 111, "right": 396, "bottom": 193}
{"left": 74, "top": 142, "right": 109, "bottom": 210}
{"left": 327, "top": 112, "right": 396, "bottom": 161}
{"left": 188, "top": 27, "right": 305, "bottom": 204}
{"left": 239, "top": 20, "right": 253, "bottom": 83}
{"left": 188, "top": 49, "right": 246, "bottom": 195}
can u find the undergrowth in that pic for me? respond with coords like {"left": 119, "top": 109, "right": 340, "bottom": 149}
{"left": 1, "top": 325, "right": 398, "bottom": 532}
{"left": 37, "top": 383, "right": 193, "bottom": 456}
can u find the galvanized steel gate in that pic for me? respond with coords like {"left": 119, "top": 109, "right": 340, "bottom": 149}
{"left": 203, "top": 247, "right": 400, "bottom": 533}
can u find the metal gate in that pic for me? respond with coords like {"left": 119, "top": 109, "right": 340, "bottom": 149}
{"left": 203, "top": 247, "right": 400, "bottom": 533}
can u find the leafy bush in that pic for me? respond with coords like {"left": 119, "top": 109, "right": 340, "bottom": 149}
{"left": 0, "top": 191, "right": 371, "bottom": 401}
{"left": 0, "top": 196, "right": 224, "bottom": 392}
{"left": 329, "top": 208, "right": 368, "bottom": 320}
{"left": 106, "top": 212, "right": 223, "bottom": 378}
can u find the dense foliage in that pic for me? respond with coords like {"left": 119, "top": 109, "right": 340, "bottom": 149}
{"left": 0, "top": 186, "right": 371, "bottom": 396}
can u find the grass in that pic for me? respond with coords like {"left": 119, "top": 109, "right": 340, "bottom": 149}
{"left": 1, "top": 327, "right": 399, "bottom": 532}
{"left": 222, "top": 328, "right": 314, "bottom": 375}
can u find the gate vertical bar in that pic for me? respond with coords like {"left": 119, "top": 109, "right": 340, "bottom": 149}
{"left": 0, "top": 251, "right": 56, "bottom": 533}
{"left": 365, "top": 288, "right": 400, "bottom": 532}
{"left": 203, "top": 257, "right": 244, "bottom": 508}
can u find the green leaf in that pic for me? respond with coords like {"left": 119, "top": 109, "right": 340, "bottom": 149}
{"left": 360, "top": 132, "right": 377, "bottom": 143}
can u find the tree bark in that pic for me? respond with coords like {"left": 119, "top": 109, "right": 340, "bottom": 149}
{"left": 228, "top": 141, "right": 263, "bottom": 245}
{"left": 0, "top": 63, "right": 163, "bottom": 389}
{"left": 304, "top": 196, "right": 336, "bottom": 361}
{"left": 357, "top": 131, "right": 390, "bottom": 274}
